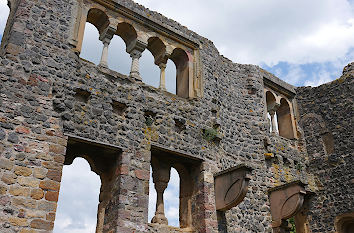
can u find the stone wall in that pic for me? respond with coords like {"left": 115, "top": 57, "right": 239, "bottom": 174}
{"left": 295, "top": 63, "right": 354, "bottom": 233}
{"left": 0, "top": 0, "right": 350, "bottom": 232}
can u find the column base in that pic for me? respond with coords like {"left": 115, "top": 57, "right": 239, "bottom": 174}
{"left": 130, "top": 72, "right": 142, "bottom": 81}
{"left": 151, "top": 213, "right": 168, "bottom": 225}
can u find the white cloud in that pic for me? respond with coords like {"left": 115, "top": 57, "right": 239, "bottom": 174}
{"left": 0, "top": 0, "right": 9, "bottom": 36}
{"left": 135, "top": 0, "right": 354, "bottom": 66}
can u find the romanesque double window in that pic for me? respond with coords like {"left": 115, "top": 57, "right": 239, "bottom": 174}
{"left": 69, "top": 2, "right": 202, "bottom": 99}
{"left": 264, "top": 85, "right": 297, "bottom": 139}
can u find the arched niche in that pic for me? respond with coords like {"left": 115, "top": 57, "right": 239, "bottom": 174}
{"left": 277, "top": 98, "right": 295, "bottom": 139}
{"left": 170, "top": 48, "right": 190, "bottom": 98}
{"left": 116, "top": 22, "right": 137, "bottom": 50}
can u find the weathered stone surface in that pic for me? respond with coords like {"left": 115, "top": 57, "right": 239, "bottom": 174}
{"left": 0, "top": 0, "right": 351, "bottom": 232}
{"left": 30, "top": 219, "right": 54, "bottom": 230}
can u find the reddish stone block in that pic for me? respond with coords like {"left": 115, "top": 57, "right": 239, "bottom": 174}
{"left": 46, "top": 169, "right": 62, "bottom": 182}
{"left": 15, "top": 126, "right": 30, "bottom": 134}
{"left": 45, "top": 191, "right": 59, "bottom": 202}
{"left": 30, "top": 219, "right": 54, "bottom": 230}
{"left": 39, "top": 180, "right": 60, "bottom": 191}
{"left": 135, "top": 169, "right": 149, "bottom": 180}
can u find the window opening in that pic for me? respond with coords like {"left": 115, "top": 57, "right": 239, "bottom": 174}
{"left": 80, "top": 22, "right": 103, "bottom": 65}
{"left": 54, "top": 158, "right": 100, "bottom": 233}
{"left": 140, "top": 50, "right": 160, "bottom": 88}
{"left": 54, "top": 137, "right": 121, "bottom": 233}
{"left": 266, "top": 91, "right": 279, "bottom": 134}
{"left": 170, "top": 48, "right": 190, "bottom": 98}
{"left": 107, "top": 35, "right": 131, "bottom": 74}
{"left": 165, "top": 59, "right": 177, "bottom": 94}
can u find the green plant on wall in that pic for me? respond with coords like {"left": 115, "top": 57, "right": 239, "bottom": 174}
{"left": 202, "top": 128, "right": 218, "bottom": 141}
{"left": 288, "top": 217, "right": 296, "bottom": 233}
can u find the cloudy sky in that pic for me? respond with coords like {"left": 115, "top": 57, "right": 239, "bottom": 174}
{"left": 1, "top": 0, "right": 354, "bottom": 231}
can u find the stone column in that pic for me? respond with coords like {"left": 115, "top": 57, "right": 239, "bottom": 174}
{"left": 159, "top": 63, "right": 167, "bottom": 90}
{"left": 269, "top": 109, "right": 277, "bottom": 134}
{"left": 151, "top": 158, "right": 171, "bottom": 225}
{"left": 99, "top": 41, "right": 110, "bottom": 67}
{"left": 129, "top": 49, "right": 142, "bottom": 80}
{"left": 98, "top": 25, "right": 115, "bottom": 68}
{"left": 269, "top": 103, "right": 279, "bottom": 134}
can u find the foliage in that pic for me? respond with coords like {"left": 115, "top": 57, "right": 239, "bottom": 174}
{"left": 288, "top": 217, "right": 296, "bottom": 233}
{"left": 202, "top": 128, "right": 218, "bottom": 141}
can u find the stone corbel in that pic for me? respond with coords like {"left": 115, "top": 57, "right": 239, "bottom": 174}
{"left": 269, "top": 181, "right": 307, "bottom": 233}
{"left": 214, "top": 165, "right": 252, "bottom": 211}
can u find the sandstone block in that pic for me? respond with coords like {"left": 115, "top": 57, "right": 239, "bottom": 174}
{"left": 1, "top": 173, "right": 17, "bottom": 184}
{"left": 39, "top": 180, "right": 60, "bottom": 191}
{"left": 37, "top": 200, "right": 57, "bottom": 212}
{"left": 30, "top": 219, "right": 54, "bottom": 230}
{"left": 31, "top": 189, "right": 44, "bottom": 200}
{"left": 33, "top": 167, "right": 47, "bottom": 179}
{"left": 9, "top": 186, "right": 30, "bottom": 197}
{"left": 46, "top": 212, "right": 56, "bottom": 221}
{"left": 0, "top": 158, "right": 14, "bottom": 170}
{"left": 49, "top": 144, "right": 65, "bottom": 155}
{"left": 135, "top": 169, "right": 149, "bottom": 180}
{"left": 16, "top": 126, "right": 30, "bottom": 134}
{"left": 46, "top": 169, "right": 62, "bottom": 182}
{"left": 12, "top": 197, "right": 37, "bottom": 209}
{"left": 0, "top": 185, "right": 8, "bottom": 195}
{"left": 18, "top": 177, "right": 40, "bottom": 188}
{"left": 27, "top": 209, "right": 46, "bottom": 218}
{"left": 45, "top": 191, "right": 59, "bottom": 202}
{"left": 9, "top": 217, "right": 28, "bottom": 226}
{"left": 14, "top": 166, "right": 33, "bottom": 177}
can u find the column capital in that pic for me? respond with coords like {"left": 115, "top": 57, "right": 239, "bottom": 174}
{"left": 127, "top": 39, "right": 147, "bottom": 54}
{"left": 99, "top": 25, "right": 116, "bottom": 44}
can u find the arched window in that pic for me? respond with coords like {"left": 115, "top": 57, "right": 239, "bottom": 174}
{"left": 54, "top": 158, "right": 101, "bottom": 233}
{"left": 80, "top": 22, "right": 102, "bottom": 64}
{"left": 170, "top": 48, "right": 190, "bottom": 98}
{"left": 116, "top": 22, "right": 137, "bottom": 49}
{"left": 140, "top": 50, "right": 160, "bottom": 88}
{"left": 165, "top": 60, "right": 177, "bottom": 94}
{"left": 277, "top": 98, "right": 295, "bottom": 139}
{"left": 266, "top": 91, "right": 278, "bottom": 133}
{"left": 107, "top": 35, "right": 131, "bottom": 74}
{"left": 79, "top": 8, "right": 109, "bottom": 64}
